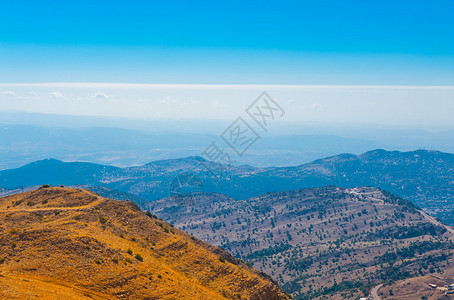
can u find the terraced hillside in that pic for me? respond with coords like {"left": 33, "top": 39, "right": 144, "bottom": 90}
{"left": 149, "top": 187, "right": 454, "bottom": 299}
{"left": 0, "top": 187, "right": 288, "bottom": 300}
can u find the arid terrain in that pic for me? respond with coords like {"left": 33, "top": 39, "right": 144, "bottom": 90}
{"left": 0, "top": 187, "right": 288, "bottom": 299}
{"left": 149, "top": 187, "right": 454, "bottom": 299}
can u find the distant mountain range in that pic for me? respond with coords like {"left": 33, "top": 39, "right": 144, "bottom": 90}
{"left": 149, "top": 186, "right": 454, "bottom": 299}
{"left": 3, "top": 112, "right": 454, "bottom": 171}
{"left": 0, "top": 123, "right": 382, "bottom": 170}
{"left": 0, "top": 149, "right": 453, "bottom": 225}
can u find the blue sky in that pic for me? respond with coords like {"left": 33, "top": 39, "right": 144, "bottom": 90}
{"left": 1, "top": 0, "right": 453, "bottom": 84}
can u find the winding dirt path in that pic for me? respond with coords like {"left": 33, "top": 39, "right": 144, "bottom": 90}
{"left": 0, "top": 196, "right": 106, "bottom": 213}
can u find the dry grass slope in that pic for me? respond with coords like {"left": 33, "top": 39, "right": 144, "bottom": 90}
{"left": 0, "top": 187, "right": 288, "bottom": 300}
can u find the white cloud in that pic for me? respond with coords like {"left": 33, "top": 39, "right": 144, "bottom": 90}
{"left": 93, "top": 92, "right": 108, "bottom": 99}
{"left": 1, "top": 90, "right": 16, "bottom": 96}
{"left": 50, "top": 91, "right": 65, "bottom": 99}
{"left": 0, "top": 83, "right": 453, "bottom": 128}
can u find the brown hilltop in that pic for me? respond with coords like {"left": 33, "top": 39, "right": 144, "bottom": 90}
{"left": 0, "top": 187, "right": 288, "bottom": 300}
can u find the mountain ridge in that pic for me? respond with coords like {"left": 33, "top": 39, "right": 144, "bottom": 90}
{"left": 1, "top": 149, "right": 453, "bottom": 225}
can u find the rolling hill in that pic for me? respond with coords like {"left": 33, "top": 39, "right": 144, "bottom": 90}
{"left": 0, "top": 187, "right": 288, "bottom": 299}
{"left": 148, "top": 187, "right": 454, "bottom": 299}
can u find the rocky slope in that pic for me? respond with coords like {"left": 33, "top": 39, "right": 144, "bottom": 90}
{"left": 0, "top": 187, "right": 288, "bottom": 300}
{"left": 148, "top": 187, "right": 454, "bottom": 299}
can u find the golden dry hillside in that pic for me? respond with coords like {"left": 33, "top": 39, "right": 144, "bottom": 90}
{"left": 0, "top": 187, "right": 288, "bottom": 300}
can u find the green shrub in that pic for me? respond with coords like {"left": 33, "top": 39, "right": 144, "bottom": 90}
{"left": 146, "top": 211, "right": 156, "bottom": 218}
{"left": 135, "top": 254, "right": 143, "bottom": 262}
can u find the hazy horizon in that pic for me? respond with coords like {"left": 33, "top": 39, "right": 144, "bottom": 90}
{"left": 1, "top": 83, "right": 454, "bottom": 131}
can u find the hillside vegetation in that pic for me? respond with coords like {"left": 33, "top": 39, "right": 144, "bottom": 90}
{"left": 149, "top": 187, "right": 454, "bottom": 299}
